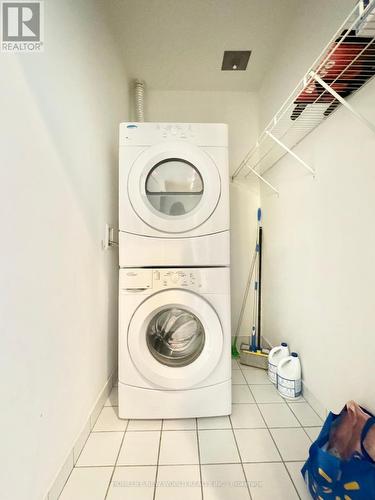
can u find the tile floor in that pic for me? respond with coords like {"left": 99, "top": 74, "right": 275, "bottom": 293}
{"left": 59, "top": 361, "right": 322, "bottom": 499}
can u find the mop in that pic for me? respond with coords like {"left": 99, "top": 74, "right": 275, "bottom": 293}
{"left": 239, "top": 209, "right": 269, "bottom": 369}
{"left": 231, "top": 208, "right": 260, "bottom": 358}
{"left": 231, "top": 244, "right": 257, "bottom": 358}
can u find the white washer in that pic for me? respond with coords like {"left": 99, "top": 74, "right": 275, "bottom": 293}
{"left": 119, "top": 122, "right": 230, "bottom": 267}
{"left": 118, "top": 267, "right": 231, "bottom": 419}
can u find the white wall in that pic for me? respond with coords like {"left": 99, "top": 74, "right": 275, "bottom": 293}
{"left": 0, "top": 1, "right": 128, "bottom": 499}
{"left": 258, "top": 0, "right": 375, "bottom": 414}
{"left": 146, "top": 90, "right": 260, "bottom": 341}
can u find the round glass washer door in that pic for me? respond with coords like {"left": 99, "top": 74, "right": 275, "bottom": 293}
{"left": 146, "top": 307, "right": 205, "bottom": 367}
{"left": 128, "top": 290, "right": 223, "bottom": 390}
{"left": 127, "top": 142, "right": 221, "bottom": 234}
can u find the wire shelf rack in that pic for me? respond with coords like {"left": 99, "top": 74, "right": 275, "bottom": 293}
{"left": 232, "top": 0, "right": 375, "bottom": 194}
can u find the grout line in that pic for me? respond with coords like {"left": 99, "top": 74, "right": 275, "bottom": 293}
{"left": 282, "top": 461, "right": 303, "bottom": 500}
{"left": 287, "top": 402, "right": 323, "bottom": 433}
{"left": 103, "top": 419, "right": 129, "bottom": 499}
{"left": 70, "top": 460, "right": 310, "bottom": 468}
{"left": 57, "top": 378, "right": 117, "bottom": 499}
{"left": 57, "top": 423, "right": 93, "bottom": 497}
{"left": 152, "top": 419, "right": 164, "bottom": 500}
{"left": 242, "top": 366, "right": 301, "bottom": 499}
{"left": 287, "top": 400, "right": 324, "bottom": 421}
{"left": 73, "top": 464, "right": 118, "bottom": 469}
{"left": 240, "top": 364, "right": 303, "bottom": 499}
{"left": 228, "top": 416, "right": 253, "bottom": 499}
{"left": 195, "top": 418, "right": 204, "bottom": 500}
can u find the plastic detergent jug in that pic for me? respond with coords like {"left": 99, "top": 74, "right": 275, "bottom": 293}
{"left": 267, "top": 342, "right": 289, "bottom": 384}
{"left": 277, "top": 352, "right": 302, "bottom": 400}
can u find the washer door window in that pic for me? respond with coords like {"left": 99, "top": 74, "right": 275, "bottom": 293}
{"left": 128, "top": 290, "right": 223, "bottom": 389}
{"left": 146, "top": 307, "right": 205, "bottom": 367}
{"left": 128, "top": 142, "right": 221, "bottom": 234}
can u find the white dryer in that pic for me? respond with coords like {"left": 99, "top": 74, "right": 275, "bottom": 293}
{"left": 119, "top": 122, "right": 230, "bottom": 267}
{"left": 118, "top": 267, "right": 231, "bottom": 419}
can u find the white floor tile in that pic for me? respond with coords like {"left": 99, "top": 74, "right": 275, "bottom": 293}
{"left": 270, "top": 428, "right": 311, "bottom": 461}
{"left": 197, "top": 416, "right": 231, "bottom": 430}
{"left": 288, "top": 403, "right": 323, "bottom": 426}
{"left": 232, "top": 371, "right": 247, "bottom": 385}
{"left": 232, "top": 385, "right": 255, "bottom": 404}
{"left": 59, "top": 467, "right": 113, "bottom": 500}
{"left": 155, "top": 465, "right": 201, "bottom": 500}
{"left": 107, "top": 466, "right": 157, "bottom": 500}
{"left": 117, "top": 431, "right": 160, "bottom": 466}
{"left": 230, "top": 404, "right": 266, "bottom": 429}
{"left": 249, "top": 385, "right": 284, "bottom": 404}
{"left": 242, "top": 367, "right": 271, "bottom": 385}
{"left": 304, "top": 426, "right": 321, "bottom": 441}
{"left": 159, "top": 430, "right": 199, "bottom": 465}
{"left": 285, "top": 462, "right": 311, "bottom": 500}
{"left": 93, "top": 406, "right": 128, "bottom": 432}
{"left": 232, "top": 359, "right": 241, "bottom": 370}
{"left": 258, "top": 404, "right": 301, "bottom": 428}
{"left": 76, "top": 432, "right": 123, "bottom": 466}
{"left": 201, "top": 463, "right": 250, "bottom": 500}
{"left": 198, "top": 429, "right": 240, "bottom": 464}
{"left": 127, "top": 419, "right": 162, "bottom": 431}
{"left": 244, "top": 462, "right": 299, "bottom": 499}
{"left": 104, "top": 387, "right": 118, "bottom": 406}
{"left": 234, "top": 429, "right": 281, "bottom": 463}
{"left": 163, "top": 418, "right": 196, "bottom": 430}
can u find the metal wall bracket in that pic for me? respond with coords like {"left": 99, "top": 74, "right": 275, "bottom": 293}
{"left": 266, "top": 131, "right": 316, "bottom": 176}
{"left": 242, "top": 164, "right": 279, "bottom": 195}
{"left": 310, "top": 71, "right": 375, "bottom": 135}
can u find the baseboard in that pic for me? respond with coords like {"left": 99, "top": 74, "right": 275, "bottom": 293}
{"left": 45, "top": 370, "right": 117, "bottom": 500}
{"left": 301, "top": 380, "right": 328, "bottom": 420}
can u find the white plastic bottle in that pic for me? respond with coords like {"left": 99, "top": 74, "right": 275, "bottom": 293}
{"left": 268, "top": 342, "right": 289, "bottom": 384}
{"left": 277, "top": 352, "right": 302, "bottom": 400}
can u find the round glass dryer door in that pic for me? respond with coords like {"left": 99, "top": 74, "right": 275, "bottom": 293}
{"left": 127, "top": 142, "right": 221, "bottom": 234}
{"left": 127, "top": 290, "right": 223, "bottom": 390}
{"left": 145, "top": 159, "right": 203, "bottom": 217}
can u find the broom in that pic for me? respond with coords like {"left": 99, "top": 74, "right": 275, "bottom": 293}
{"left": 231, "top": 209, "right": 259, "bottom": 358}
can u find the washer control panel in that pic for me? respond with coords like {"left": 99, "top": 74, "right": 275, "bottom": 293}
{"left": 120, "top": 269, "right": 201, "bottom": 291}
{"left": 120, "top": 268, "right": 228, "bottom": 294}
{"left": 153, "top": 270, "right": 201, "bottom": 290}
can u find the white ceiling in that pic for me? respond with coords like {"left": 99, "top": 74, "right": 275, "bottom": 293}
{"left": 109, "top": 0, "right": 300, "bottom": 91}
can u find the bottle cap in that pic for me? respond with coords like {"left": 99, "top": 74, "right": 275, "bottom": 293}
{"left": 281, "top": 342, "right": 288, "bottom": 347}
{"left": 291, "top": 352, "right": 298, "bottom": 357}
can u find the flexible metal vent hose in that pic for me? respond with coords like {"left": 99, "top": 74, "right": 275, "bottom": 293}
{"left": 134, "top": 79, "right": 145, "bottom": 122}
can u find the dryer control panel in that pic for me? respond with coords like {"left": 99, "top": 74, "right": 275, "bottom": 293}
{"left": 119, "top": 122, "right": 228, "bottom": 147}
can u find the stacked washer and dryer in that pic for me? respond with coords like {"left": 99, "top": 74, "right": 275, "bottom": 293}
{"left": 118, "top": 122, "right": 231, "bottom": 419}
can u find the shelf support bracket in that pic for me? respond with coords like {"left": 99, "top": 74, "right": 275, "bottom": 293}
{"left": 310, "top": 71, "right": 375, "bottom": 135}
{"left": 242, "top": 164, "right": 279, "bottom": 195}
{"left": 266, "top": 131, "right": 316, "bottom": 176}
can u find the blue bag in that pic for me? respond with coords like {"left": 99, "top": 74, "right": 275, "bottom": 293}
{"left": 301, "top": 410, "right": 375, "bottom": 499}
